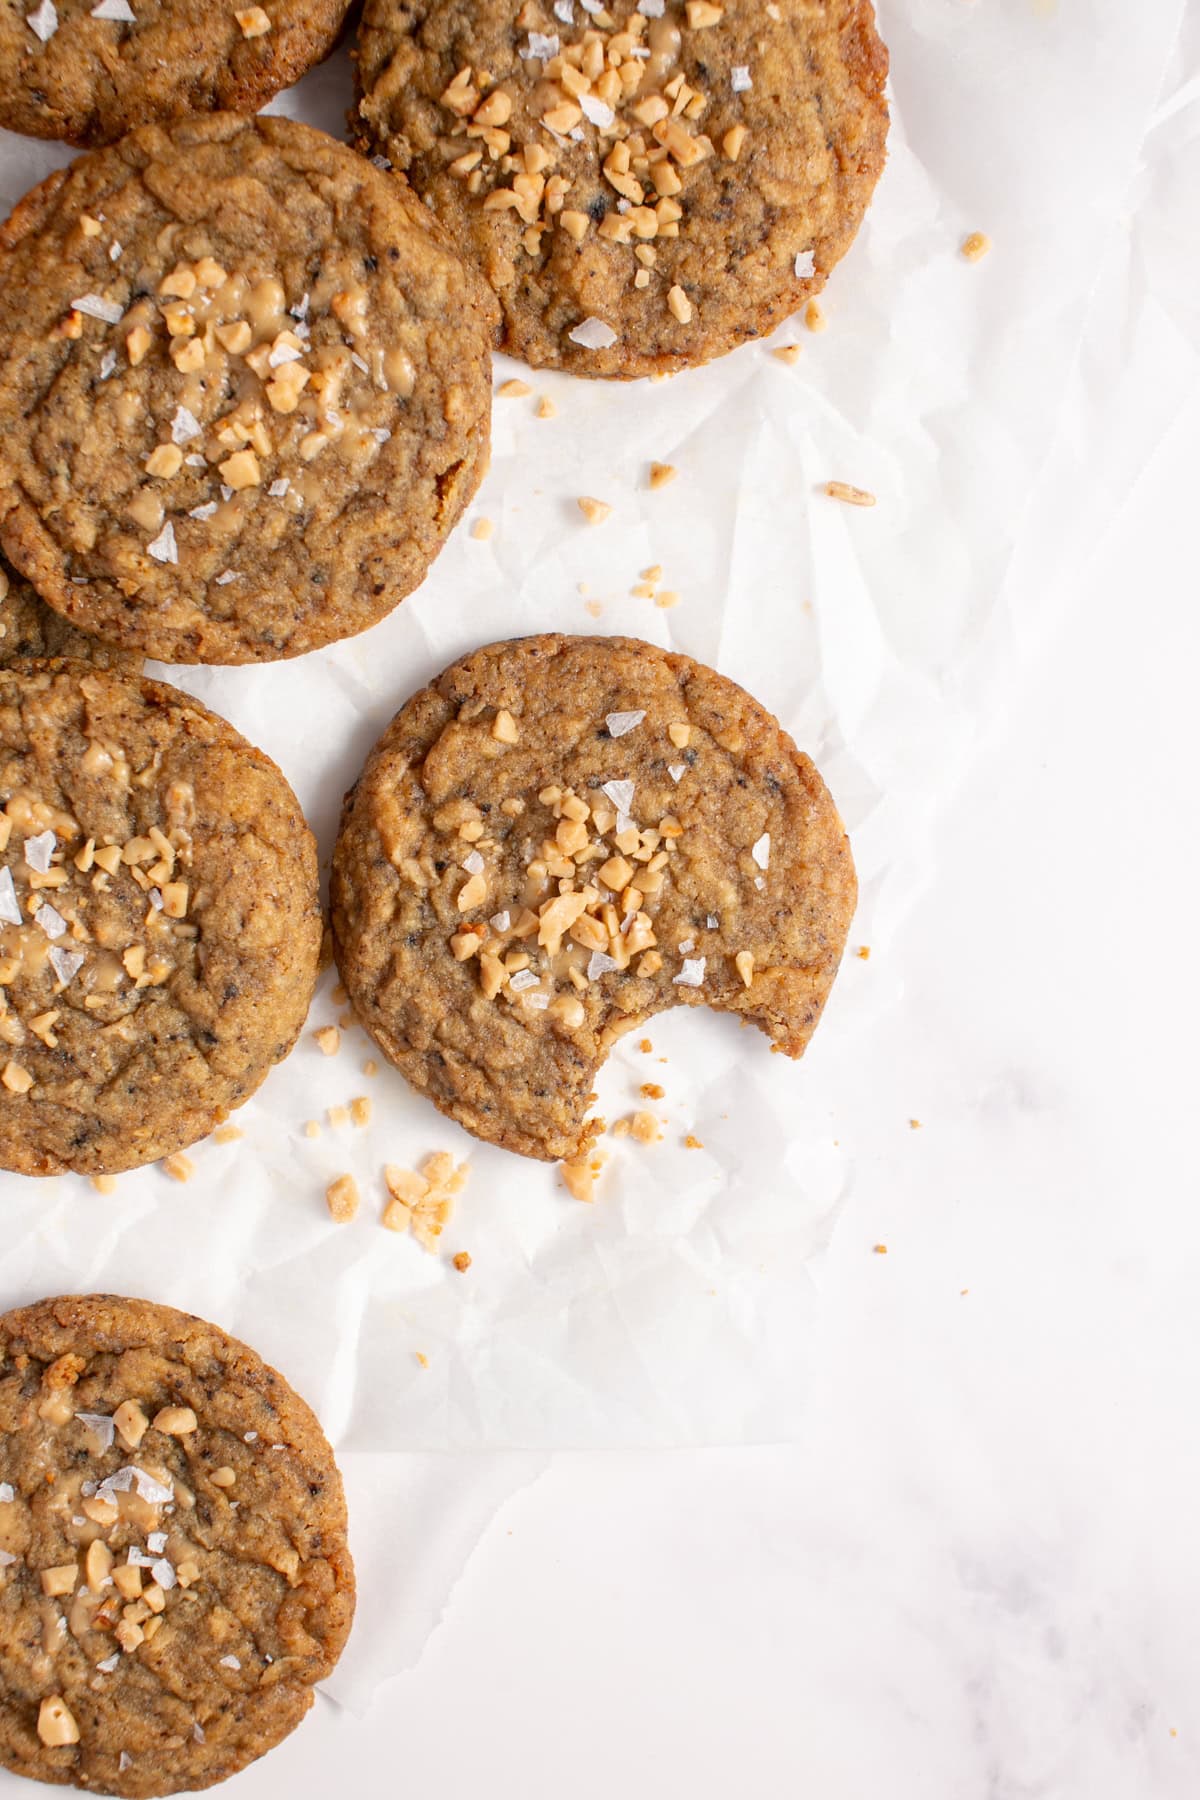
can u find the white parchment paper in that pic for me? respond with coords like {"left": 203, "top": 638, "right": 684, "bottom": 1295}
{"left": 0, "top": 0, "right": 1195, "bottom": 1712}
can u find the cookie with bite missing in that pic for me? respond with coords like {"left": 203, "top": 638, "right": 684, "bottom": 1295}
{"left": 0, "top": 661, "right": 321, "bottom": 1176}
{"left": 354, "top": 0, "right": 888, "bottom": 377}
{"left": 331, "top": 633, "right": 856, "bottom": 1162}
{"left": 0, "top": 114, "right": 497, "bottom": 664}
{"left": 0, "top": 1293, "right": 354, "bottom": 1797}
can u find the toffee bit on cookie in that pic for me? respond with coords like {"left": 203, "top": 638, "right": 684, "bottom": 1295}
{"left": 235, "top": 6, "right": 272, "bottom": 36}
{"left": 734, "top": 950, "right": 755, "bottom": 987}
{"left": 470, "top": 517, "right": 494, "bottom": 541}
{"left": 153, "top": 1405, "right": 197, "bottom": 1435}
{"left": 162, "top": 1153, "right": 195, "bottom": 1183}
{"left": 723, "top": 125, "right": 747, "bottom": 161}
{"left": 313, "top": 1025, "right": 341, "bottom": 1057}
{"left": 824, "top": 481, "right": 875, "bottom": 507}
{"left": 961, "top": 231, "right": 992, "bottom": 262}
{"left": 37, "top": 1697, "right": 79, "bottom": 1749}
{"left": 2, "top": 1061, "right": 34, "bottom": 1094}
{"left": 496, "top": 377, "right": 532, "bottom": 397}
{"left": 325, "top": 1173, "right": 359, "bottom": 1223}
{"left": 648, "top": 462, "right": 676, "bottom": 489}
{"left": 491, "top": 707, "right": 520, "bottom": 744}
{"left": 667, "top": 285, "right": 693, "bottom": 324}
{"left": 576, "top": 496, "right": 612, "bottom": 525}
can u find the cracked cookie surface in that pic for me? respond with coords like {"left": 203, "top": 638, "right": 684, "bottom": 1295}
{"left": 354, "top": 0, "right": 888, "bottom": 377}
{"left": 0, "top": 114, "right": 497, "bottom": 664}
{"left": 0, "top": 559, "right": 138, "bottom": 676}
{"left": 0, "top": 0, "right": 351, "bottom": 149}
{"left": 0, "top": 662, "right": 321, "bottom": 1176}
{"left": 0, "top": 1293, "right": 354, "bottom": 1797}
{"left": 331, "top": 633, "right": 856, "bottom": 1161}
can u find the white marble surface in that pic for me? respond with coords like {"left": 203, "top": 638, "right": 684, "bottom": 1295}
{"left": 0, "top": 2, "right": 1197, "bottom": 1793}
{"left": 223, "top": 366, "right": 1200, "bottom": 1800}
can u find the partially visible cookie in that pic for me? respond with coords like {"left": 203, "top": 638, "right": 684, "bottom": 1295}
{"left": 0, "top": 1293, "right": 355, "bottom": 1797}
{"left": 354, "top": 0, "right": 888, "bottom": 377}
{"left": 0, "top": 0, "right": 351, "bottom": 149}
{"left": 0, "top": 114, "right": 498, "bottom": 664}
{"left": 0, "top": 662, "right": 322, "bottom": 1176}
{"left": 0, "top": 558, "right": 139, "bottom": 675}
{"left": 331, "top": 633, "right": 856, "bottom": 1161}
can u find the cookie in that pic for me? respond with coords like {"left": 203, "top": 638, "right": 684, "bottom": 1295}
{"left": 331, "top": 633, "right": 856, "bottom": 1161}
{"left": 0, "top": 1293, "right": 355, "bottom": 1797}
{"left": 0, "top": 0, "right": 351, "bottom": 149}
{"left": 0, "top": 114, "right": 498, "bottom": 665}
{"left": 354, "top": 0, "right": 888, "bottom": 377}
{"left": 0, "top": 558, "right": 139, "bottom": 675}
{"left": 0, "top": 662, "right": 321, "bottom": 1176}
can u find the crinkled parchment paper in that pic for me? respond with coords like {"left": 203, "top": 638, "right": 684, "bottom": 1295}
{"left": 0, "top": 0, "right": 1194, "bottom": 1710}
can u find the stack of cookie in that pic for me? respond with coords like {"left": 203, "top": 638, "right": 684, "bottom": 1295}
{"left": 0, "top": 2, "right": 886, "bottom": 1791}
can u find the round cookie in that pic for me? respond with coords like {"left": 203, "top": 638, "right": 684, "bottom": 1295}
{"left": 0, "top": 1293, "right": 355, "bottom": 1797}
{"left": 354, "top": 0, "right": 888, "bottom": 378}
{"left": 0, "top": 114, "right": 498, "bottom": 664}
{"left": 0, "top": 0, "right": 351, "bottom": 149}
{"left": 0, "top": 662, "right": 322, "bottom": 1176}
{"left": 331, "top": 633, "right": 857, "bottom": 1161}
{"left": 0, "top": 558, "right": 139, "bottom": 675}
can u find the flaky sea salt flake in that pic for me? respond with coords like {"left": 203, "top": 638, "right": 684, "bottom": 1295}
{"left": 553, "top": 0, "right": 573, "bottom": 20}
{"left": 97, "top": 1653, "right": 120, "bottom": 1672}
{"left": 0, "top": 1484, "right": 13, "bottom": 1503}
{"left": 132, "top": 1467, "right": 173, "bottom": 1505}
{"left": 587, "top": 950, "right": 618, "bottom": 980}
{"left": 601, "top": 779, "right": 635, "bottom": 816}
{"left": 214, "top": 569, "right": 239, "bottom": 585}
{"left": 489, "top": 911, "right": 510, "bottom": 932}
{"left": 508, "top": 969, "right": 540, "bottom": 992}
{"left": 189, "top": 502, "right": 217, "bottom": 520}
{"left": 151, "top": 1558, "right": 177, "bottom": 1590}
{"left": 0, "top": 870, "right": 19, "bottom": 926}
{"left": 605, "top": 709, "right": 645, "bottom": 738}
{"left": 24, "top": 830, "right": 55, "bottom": 872}
{"left": 93, "top": 0, "right": 136, "bottom": 17}
{"left": 463, "top": 850, "right": 485, "bottom": 875}
{"left": 147, "top": 1532, "right": 167, "bottom": 1553}
{"left": 568, "top": 316, "right": 618, "bottom": 350}
{"left": 674, "top": 957, "right": 706, "bottom": 988}
{"left": 520, "top": 30, "right": 559, "bottom": 57}
{"left": 171, "top": 404, "right": 201, "bottom": 443}
{"left": 731, "top": 65, "right": 752, "bottom": 91}
{"left": 34, "top": 902, "right": 67, "bottom": 941}
{"left": 268, "top": 478, "right": 289, "bottom": 498}
{"left": 219, "top": 1655, "right": 241, "bottom": 1671}
{"left": 668, "top": 763, "right": 686, "bottom": 783}
{"left": 71, "top": 293, "right": 123, "bottom": 324}
{"left": 75, "top": 1412, "right": 115, "bottom": 1451}
{"left": 794, "top": 249, "right": 815, "bottom": 279}
{"left": 581, "top": 94, "right": 615, "bottom": 128}
{"left": 26, "top": 0, "right": 57, "bottom": 41}
{"left": 751, "top": 832, "right": 770, "bottom": 870}
{"left": 147, "top": 521, "right": 177, "bottom": 564}
{"left": 99, "top": 349, "right": 117, "bottom": 379}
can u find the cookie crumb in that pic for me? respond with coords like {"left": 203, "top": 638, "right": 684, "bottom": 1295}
{"left": 414, "top": 1351, "right": 430, "bottom": 1370}
{"left": 235, "top": 5, "right": 271, "bottom": 36}
{"left": 162, "top": 1153, "right": 194, "bottom": 1183}
{"left": 856, "top": 945, "right": 871, "bottom": 960}
{"left": 909, "top": 1118, "right": 922, "bottom": 1130}
{"left": 961, "top": 231, "right": 991, "bottom": 262}
{"left": 584, "top": 599, "right": 603, "bottom": 618}
{"left": 684, "top": 1134, "right": 704, "bottom": 1150}
{"left": 313, "top": 1025, "right": 341, "bottom": 1056}
{"left": 304, "top": 1120, "right": 320, "bottom": 1139}
{"left": 824, "top": 481, "right": 875, "bottom": 507}
{"left": 350, "top": 1096, "right": 372, "bottom": 1128}
{"left": 327, "top": 1104, "right": 350, "bottom": 1129}
{"left": 496, "top": 377, "right": 532, "bottom": 397}
{"left": 577, "top": 496, "right": 612, "bottom": 526}
{"left": 561, "top": 1156, "right": 596, "bottom": 1202}
{"left": 873, "top": 1242, "right": 888, "bottom": 1255}
{"left": 363, "top": 1058, "right": 379, "bottom": 1077}
{"left": 452, "top": 1251, "right": 472, "bottom": 1273}
{"left": 648, "top": 462, "right": 677, "bottom": 489}
{"left": 637, "top": 1038, "right": 653, "bottom": 1053}
{"left": 325, "top": 1174, "right": 359, "bottom": 1223}
{"left": 470, "top": 517, "right": 494, "bottom": 541}
{"left": 629, "top": 1111, "right": 662, "bottom": 1144}
{"left": 640, "top": 1082, "right": 665, "bottom": 1100}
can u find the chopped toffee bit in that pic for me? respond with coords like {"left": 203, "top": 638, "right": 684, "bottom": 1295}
{"left": 37, "top": 1697, "right": 79, "bottom": 1748}
{"left": 313, "top": 1025, "right": 341, "bottom": 1056}
{"left": 961, "top": 231, "right": 992, "bottom": 262}
{"left": 452, "top": 1251, "right": 472, "bottom": 1273}
{"left": 856, "top": 945, "right": 871, "bottom": 960}
{"left": 772, "top": 343, "right": 802, "bottom": 365}
{"left": 496, "top": 377, "right": 533, "bottom": 397}
{"left": 684, "top": 1134, "right": 704, "bottom": 1149}
{"left": 535, "top": 396, "right": 557, "bottom": 419}
{"left": 325, "top": 1173, "right": 360, "bottom": 1223}
{"left": 470, "top": 517, "right": 495, "bottom": 540}
{"left": 648, "top": 462, "right": 677, "bottom": 489}
{"left": 576, "top": 495, "right": 612, "bottom": 525}
{"left": 235, "top": 5, "right": 272, "bottom": 35}
{"left": 804, "top": 299, "right": 826, "bottom": 332}
{"left": 161, "top": 1152, "right": 195, "bottom": 1182}
{"left": 629, "top": 1110, "right": 662, "bottom": 1143}
{"left": 824, "top": 481, "right": 875, "bottom": 507}
{"left": 909, "top": 1119, "right": 923, "bottom": 1130}
{"left": 873, "top": 1242, "right": 888, "bottom": 1254}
